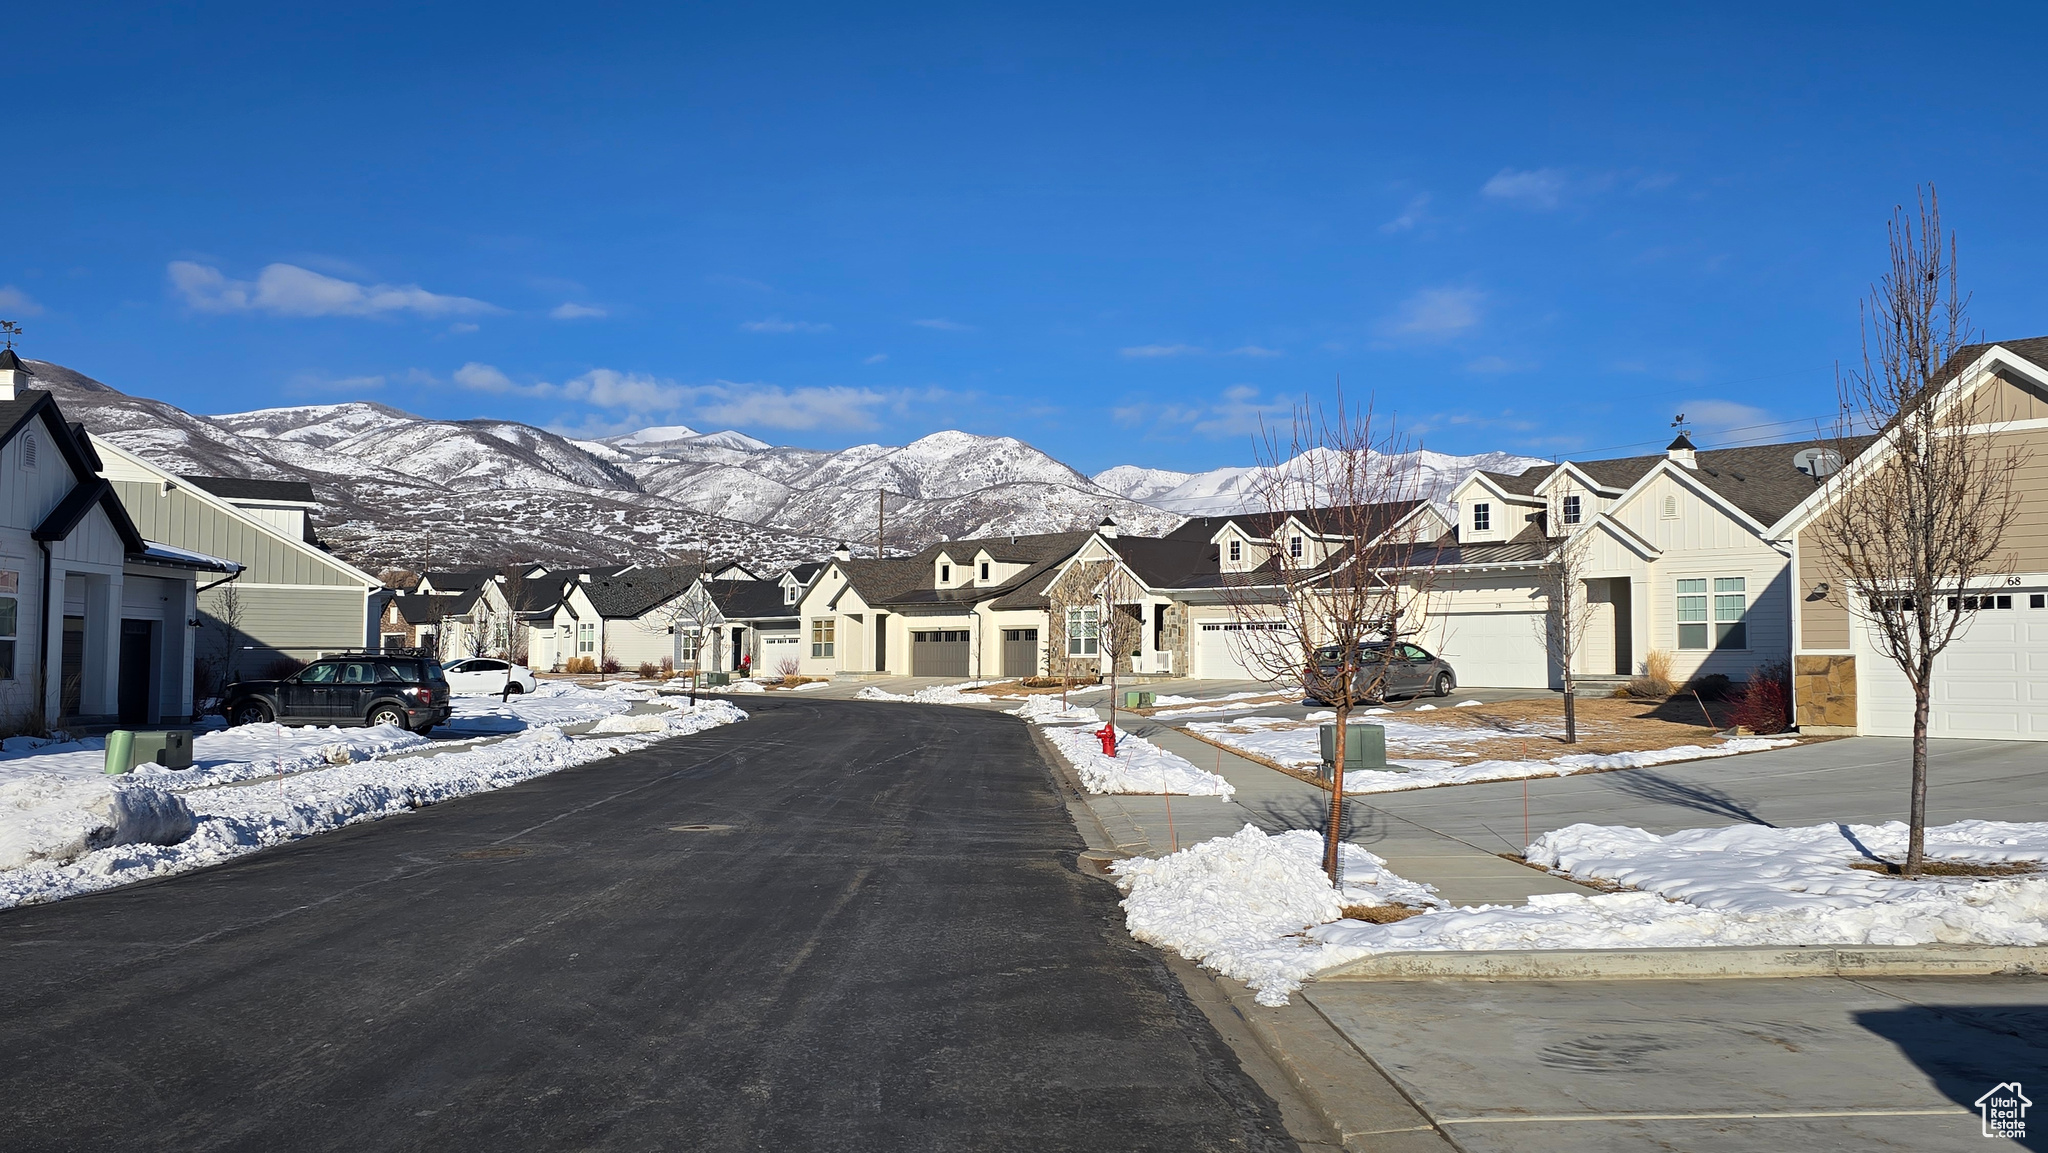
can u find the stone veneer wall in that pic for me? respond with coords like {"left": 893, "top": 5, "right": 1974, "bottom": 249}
{"left": 1794, "top": 654, "right": 1857, "bottom": 730}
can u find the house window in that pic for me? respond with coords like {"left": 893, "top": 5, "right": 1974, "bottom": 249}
{"left": 1471, "top": 503, "right": 1491, "bottom": 532}
{"left": 811, "top": 618, "right": 835, "bottom": 658}
{"left": 1066, "top": 607, "right": 1099, "bottom": 656}
{"left": 577, "top": 622, "right": 596, "bottom": 653}
{"left": 1950, "top": 594, "right": 2014, "bottom": 611}
{"left": 1228, "top": 539, "right": 1242, "bottom": 562}
{"left": 940, "top": 564, "right": 951, "bottom": 583}
{"left": 979, "top": 561, "right": 990, "bottom": 581}
{"left": 1289, "top": 535, "right": 1303, "bottom": 559}
{"left": 1562, "top": 495, "right": 1581, "bottom": 525}
{"left": 0, "top": 569, "right": 16, "bottom": 680}
{"left": 1662, "top": 495, "right": 1679, "bottom": 519}
{"left": 783, "top": 585, "right": 797, "bottom": 605}
{"left": 677, "top": 628, "right": 699, "bottom": 663}
{"left": 1678, "top": 577, "right": 1747, "bottom": 649}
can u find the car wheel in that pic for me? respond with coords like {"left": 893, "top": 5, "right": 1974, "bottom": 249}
{"left": 230, "top": 700, "right": 274, "bottom": 726}
{"left": 505, "top": 682, "right": 525, "bottom": 695}
{"left": 368, "top": 704, "right": 408, "bottom": 729}
{"left": 1434, "top": 672, "right": 1453, "bottom": 697}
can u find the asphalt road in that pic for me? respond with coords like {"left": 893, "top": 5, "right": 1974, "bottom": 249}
{"left": 0, "top": 698, "right": 1297, "bottom": 1153}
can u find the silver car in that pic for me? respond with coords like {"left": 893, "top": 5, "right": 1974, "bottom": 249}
{"left": 1306, "top": 641, "right": 1456, "bottom": 704}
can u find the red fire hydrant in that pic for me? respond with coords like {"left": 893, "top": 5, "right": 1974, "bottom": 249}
{"left": 1095, "top": 723, "right": 1118, "bottom": 756}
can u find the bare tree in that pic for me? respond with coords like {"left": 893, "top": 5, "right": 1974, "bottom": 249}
{"left": 1220, "top": 393, "right": 1439, "bottom": 883}
{"left": 208, "top": 581, "right": 247, "bottom": 689}
{"left": 1809, "top": 188, "right": 2027, "bottom": 876}
{"left": 1537, "top": 500, "right": 1598, "bottom": 744}
{"left": 496, "top": 563, "right": 532, "bottom": 665}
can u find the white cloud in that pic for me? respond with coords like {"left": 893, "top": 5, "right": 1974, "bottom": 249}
{"left": 1481, "top": 168, "right": 1572, "bottom": 209}
{"left": 1380, "top": 193, "right": 1431, "bottom": 234}
{"left": 1226, "top": 345, "right": 1283, "bottom": 358}
{"left": 1678, "top": 398, "right": 1773, "bottom": 434}
{"left": 692, "top": 383, "right": 887, "bottom": 431}
{"left": 1117, "top": 384, "right": 1290, "bottom": 440}
{"left": 912, "top": 317, "right": 974, "bottom": 331}
{"left": 169, "top": 261, "right": 496, "bottom": 318}
{"left": 863, "top": 353, "right": 888, "bottom": 364}
{"left": 454, "top": 361, "right": 892, "bottom": 432}
{"left": 741, "top": 316, "right": 832, "bottom": 334}
{"left": 0, "top": 286, "right": 44, "bottom": 316}
{"left": 550, "top": 302, "right": 607, "bottom": 320}
{"left": 1121, "top": 343, "right": 1204, "bottom": 358}
{"left": 1381, "top": 287, "right": 1483, "bottom": 340}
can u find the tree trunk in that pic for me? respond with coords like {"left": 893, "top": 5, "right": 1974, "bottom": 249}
{"left": 1324, "top": 702, "right": 1348, "bottom": 884}
{"left": 1908, "top": 673, "right": 1931, "bottom": 877}
{"left": 1563, "top": 682, "right": 1578, "bottom": 744}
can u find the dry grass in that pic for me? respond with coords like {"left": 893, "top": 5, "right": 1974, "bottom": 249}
{"left": 1375, "top": 696, "right": 1743, "bottom": 763}
{"left": 1848, "top": 860, "right": 2039, "bottom": 878}
{"left": 1339, "top": 903, "right": 1429, "bottom": 924}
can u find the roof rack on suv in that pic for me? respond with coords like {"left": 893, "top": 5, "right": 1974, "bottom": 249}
{"left": 316, "top": 647, "right": 442, "bottom": 660}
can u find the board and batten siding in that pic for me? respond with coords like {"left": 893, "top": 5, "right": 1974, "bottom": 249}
{"left": 202, "top": 584, "right": 370, "bottom": 676}
{"left": 110, "top": 480, "right": 359, "bottom": 587}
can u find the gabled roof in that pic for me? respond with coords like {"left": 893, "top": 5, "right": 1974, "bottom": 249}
{"left": 420, "top": 568, "right": 501, "bottom": 593}
{"left": 583, "top": 564, "right": 699, "bottom": 619}
{"left": 34, "top": 477, "right": 147, "bottom": 553}
{"left": 389, "top": 590, "right": 473, "bottom": 624}
{"left": 782, "top": 562, "right": 825, "bottom": 585}
{"left": 831, "top": 557, "right": 934, "bottom": 608}
{"left": 1165, "top": 500, "right": 1429, "bottom": 543}
{"left": 703, "top": 578, "right": 798, "bottom": 621}
{"left": 1100, "top": 536, "right": 1219, "bottom": 590}
{"left": 181, "top": 474, "right": 318, "bottom": 504}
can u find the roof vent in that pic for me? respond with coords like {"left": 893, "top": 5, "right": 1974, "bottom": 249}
{"left": 1793, "top": 448, "right": 1843, "bottom": 479}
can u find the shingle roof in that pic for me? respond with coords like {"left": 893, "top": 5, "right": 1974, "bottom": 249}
{"left": 1162, "top": 501, "right": 1427, "bottom": 542}
{"left": 181, "top": 474, "right": 318, "bottom": 504}
{"left": 1476, "top": 467, "right": 1553, "bottom": 495}
{"left": 704, "top": 578, "right": 800, "bottom": 620}
{"left": 1101, "top": 536, "right": 1218, "bottom": 590}
{"left": 389, "top": 591, "right": 474, "bottom": 624}
{"left": 421, "top": 568, "right": 500, "bottom": 593}
{"left": 583, "top": 564, "right": 699, "bottom": 619}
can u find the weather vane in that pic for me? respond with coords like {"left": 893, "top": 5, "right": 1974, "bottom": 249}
{"left": 0, "top": 320, "right": 20, "bottom": 351}
{"left": 1671, "top": 412, "right": 1690, "bottom": 438}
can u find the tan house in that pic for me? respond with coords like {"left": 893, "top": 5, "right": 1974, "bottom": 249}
{"left": 1777, "top": 337, "right": 2048, "bottom": 740}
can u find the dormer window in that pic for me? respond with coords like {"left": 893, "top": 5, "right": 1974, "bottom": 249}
{"left": 940, "top": 564, "right": 951, "bottom": 584}
{"left": 783, "top": 585, "right": 797, "bottom": 605}
{"left": 1562, "top": 495, "right": 1581, "bottom": 525}
{"left": 1471, "top": 503, "right": 1491, "bottom": 532}
{"left": 1289, "top": 535, "right": 1303, "bottom": 559}
{"left": 979, "top": 561, "right": 990, "bottom": 581}
{"left": 1228, "top": 539, "right": 1242, "bottom": 562}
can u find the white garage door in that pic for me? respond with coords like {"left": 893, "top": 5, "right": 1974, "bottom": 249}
{"left": 1426, "top": 611, "right": 1552, "bottom": 689}
{"left": 1858, "top": 592, "right": 2048, "bottom": 739}
{"left": 1196, "top": 621, "right": 1293, "bottom": 680}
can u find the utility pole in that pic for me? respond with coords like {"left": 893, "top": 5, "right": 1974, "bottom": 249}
{"left": 876, "top": 489, "right": 886, "bottom": 558}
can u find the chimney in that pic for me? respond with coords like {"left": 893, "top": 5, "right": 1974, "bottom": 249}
{"left": 0, "top": 349, "right": 22, "bottom": 401}
{"left": 832, "top": 541, "right": 852, "bottom": 562}
{"left": 1666, "top": 433, "right": 1698, "bottom": 469}
{"left": 1098, "top": 516, "right": 1119, "bottom": 539}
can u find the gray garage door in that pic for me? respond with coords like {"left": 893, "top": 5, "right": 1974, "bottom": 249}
{"left": 912, "top": 629, "right": 970, "bottom": 677}
{"left": 1002, "top": 628, "right": 1038, "bottom": 678}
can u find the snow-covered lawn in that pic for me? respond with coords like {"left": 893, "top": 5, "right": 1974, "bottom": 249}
{"left": 442, "top": 680, "right": 654, "bottom": 736}
{"left": 1008, "top": 695, "right": 1103, "bottom": 725}
{"left": 854, "top": 680, "right": 1001, "bottom": 704}
{"left": 1187, "top": 713, "right": 1796, "bottom": 793}
{"left": 1041, "top": 725, "right": 1235, "bottom": 799}
{"left": 1111, "top": 819, "right": 2048, "bottom": 1006}
{"left": 0, "top": 692, "right": 746, "bottom": 909}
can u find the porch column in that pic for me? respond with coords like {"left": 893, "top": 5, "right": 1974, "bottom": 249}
{"left": 84, "top": 573, "right": 123, "bottom": 718}
{"left": 41, "top": 564, "right": 65, "bottom": 724}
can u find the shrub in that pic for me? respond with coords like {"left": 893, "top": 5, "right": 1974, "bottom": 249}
{"left": 563, "top": 656, "right": 598, "bottom": 674}
{"left": 636, "top": 661, "right": 659, "bottom": 679}
{"left": 1623, "top": 649, "right": 1675, "bottom": 698}
{"left": 660, "top": 656, "right": 674, "bottom": 675}
{"left": 1729, "top": 661, "right": 1792, "bottom": 734}
{"left": 1687, "top": 673, "right": 1733, "bottom": 700}
{"left": 600, "top": 657, "right": 621, "bottom": 675}
{"left": 775, "top": 656, "right": 801, "bottom": 678}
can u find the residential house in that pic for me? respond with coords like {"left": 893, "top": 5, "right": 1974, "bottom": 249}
{"left": 583, "top": 564, "right": 700, "bottom": 670}
{"left": 1778, "top": 338, "right": 2048, "bottom": 740}
{"left": 1424, "top": 433, "right": 1866, "bottom": 690}
{"left": 93, "top": 439, "right": 384, "bottom": 684}
{"left": 795, "top": 533, "right": 1093, "bottom": 679}
{"left": 1, "top": 354, "right": 239, "bottom": 726}
{"left": 377, "top": 587, "right": 484, "bottom": 655}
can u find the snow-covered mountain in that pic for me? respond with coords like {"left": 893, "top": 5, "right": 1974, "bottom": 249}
{"left": 1092, "top": 448, "right": 1549, "bottom": 514}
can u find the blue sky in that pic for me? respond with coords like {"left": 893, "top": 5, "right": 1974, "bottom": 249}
{"left": 8, "top": 3, "right": 2048, "bottom": 474}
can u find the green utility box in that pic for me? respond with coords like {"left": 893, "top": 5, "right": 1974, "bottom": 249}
{"left": 104, "top": 729, "right": 194, "bottom": 775}
{"left": 1123, "top": 691, "right": 1155, "bottom": 708}
{"left": 704, "top": 672, "right": 731, "bottom": 687}
{"left": 1317, "top": 723, "right": 1390, "bottom": 779}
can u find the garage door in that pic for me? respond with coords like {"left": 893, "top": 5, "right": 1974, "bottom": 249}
{"left": 1195, "top": 621, "right": 1293, "bottom": 680}
{"left": 1001, "top": 629, "right": 1038, "bottom": 678}
{"left": 1858, "top": 591, "right": 2048, "bottom": 739}
{"left": 911, "top": 629, "right": 970, "bottom": 677}
{"left": 1426, "top": 611, "right": 1552, "bottom": 689}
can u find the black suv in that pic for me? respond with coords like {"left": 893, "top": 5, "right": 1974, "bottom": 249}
{"left": 222, "top": 654, "right": 452, "bottom": 733}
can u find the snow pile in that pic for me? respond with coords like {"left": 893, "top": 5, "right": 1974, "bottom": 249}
{"left": 1008, "top": 695, "right": 1103, "bottom": 725}
{"left": 724, "top": 680, "right": 767, "bottom": 693}
{"left": 586, "top": 704, "right": 731, "bottom": 736}
{"left": 0, "top": 776, "right": 197, "bottom": 871}
{"left": 0, "top": 700, "right": 748, "bottom": 909}
{"left": 2, "top": 723, "right": 433, "bottom": 789}
{"left": 1313, "top": 817, "right": 2048, "bottom": 958}
{"left": 1112, "top": 825, "right": 1439, "bottom": 1005}
{"left": 1040, "top": 725, "right": 1235, "bottom": 799}
{"left": 442, "top": 680, "right": 648, "bottom": 736}
{"left": 1188, "top": 715, "right": 1795, "bottom": 793}
{"left": 854, "top": 681, "right": 999, "bottom": 704}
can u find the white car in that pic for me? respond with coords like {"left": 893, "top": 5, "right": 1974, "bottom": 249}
{"left": 441, "top": 657, "right": 539, "bottom": 696}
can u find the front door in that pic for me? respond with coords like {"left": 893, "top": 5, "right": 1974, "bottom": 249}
{"left": 874, "top": 613, "right": 888, "bottom": 671}
{"left": 60, "top": 616, "right": 84, "bottom": 717}
{"left": 117, "top": 619, "right": 155, "bottom": 725}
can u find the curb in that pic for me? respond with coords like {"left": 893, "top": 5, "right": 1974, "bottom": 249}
{"left": 1318, "top": 943, "right": 2048, "bottom": 981}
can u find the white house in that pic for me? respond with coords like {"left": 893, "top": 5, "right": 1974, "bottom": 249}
{"left": 1, "top": 354, "right": 239, "bottom": 727}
